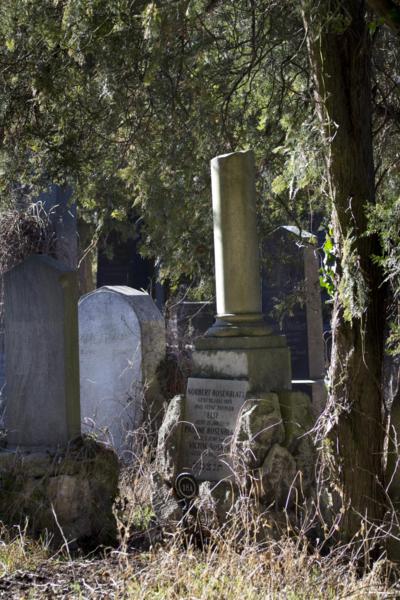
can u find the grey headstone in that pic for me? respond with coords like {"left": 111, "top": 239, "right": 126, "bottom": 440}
{"left": 39, "top": 185, "right": 77, "bottom": 269}
{"left": 4, "top": 255, "right": 81, "bottom": 448}
{"left": 262, "top": 229, "right": 325, "bottom": 381}
{"left": 262, "top": 229, "right": 327, "bottom": 415}
{"left": 79, "top": 286, "right": 165, "bottom": 456}
{"left": 181, "top": 377, "right": 248, "bottom": 481}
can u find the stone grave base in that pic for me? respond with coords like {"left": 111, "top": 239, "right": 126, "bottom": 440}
{"left": 0, "top": 437, "right": 119, "bottom": 549}
{"left": 152, "top": 392, "right": 316, "bottom": 532}
{"left": 193, "top": 335, "right": 291, "bottom": 392}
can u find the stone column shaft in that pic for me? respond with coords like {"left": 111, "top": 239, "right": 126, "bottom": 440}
{"left": 206, "top": 150, "right": 269, "bottom": 336}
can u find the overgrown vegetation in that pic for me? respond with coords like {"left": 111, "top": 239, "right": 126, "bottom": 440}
{"left": 1, "top": 0, "right": 400, "bottom": 585}
{"left": 1, "top": 453, "right": 400, "bottom": 599}
{"left": 1, "top": 531, "right": 398, "bottom": 598}
{"left": 0, "top": 202, "right": 55, "bottom": 275}
{"left": 0, "top": 0, "right": 325, "bottom": 291}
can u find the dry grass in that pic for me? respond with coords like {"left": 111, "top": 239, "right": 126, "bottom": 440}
{"left": 0, "top": 452, "right": 399, "bottom": 600}
{"left": 0, "top": 202, "right": 55, "bottom": 276}
{"left": 0, "top": 422, "right": 398, "bottom": 598}
{"left": 0, "top": 522, "right": 398, "bottom": 599}
{"left": 0, "top": 523, "right": 50, "bottom": 577}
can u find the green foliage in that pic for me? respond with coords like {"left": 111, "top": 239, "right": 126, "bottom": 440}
{"left": 319, "top": 230, "right": 335, "bottom": 299}
{"left": 368, "top": 197, "right": 400, "bottom": 296}
{"left": 1, "top": 0, "right": 397, "bottom": 310}
{"left": 0, "top": 0, "right": 325, "bottom": 291}
{"left": 386, "top": 322, "right": 400, "bottom": 356}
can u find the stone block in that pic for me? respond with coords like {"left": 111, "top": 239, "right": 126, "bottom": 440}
{"left": 79, "top": 286, "right": 165, "bottom": 457}
{"left": 278, "top": 390, "right": 314, "bottom": 451}
{"left": 151, "top": 471, "right": 182, "bottom": 529}
{"left": 156, "top": 394, "right": 185, "bottom": 482}
{"left": 151, "top": 472, "right": 238, "bottom": 531}
{"left": 233, "top": 393, "right": 285, "bottom": 470}
{"left": 292, "top": 437, "right": 315, "bottom": 497}
{"left": 4, "top": 255, "right": 80, "bottom": 448}
{"left": 193, "top": 335, "right": 291, "bottom": 393}
{"left": 0, "top": 438, "right": 119, "bottom": 549}
{"left": 196, "top": 480, "right": 238, "bottom": 526}
{"left": 181, "top": 378, "right": 248, "bottom": 481}
{"left": 277, "top": 391, "right": 316, "bottom": 498}
{"left": 258, "top": 443, "right": 297, "bottom": 509}
{"left": 292, "top": 379, "right": 327, "bottom": 420}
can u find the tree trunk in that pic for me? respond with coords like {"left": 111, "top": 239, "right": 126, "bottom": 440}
{"left": 302, "top": 0, "right": 387, "bottom": 539}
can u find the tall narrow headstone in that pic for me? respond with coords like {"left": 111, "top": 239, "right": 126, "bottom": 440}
{"left": 79, "top": 286, "right": 165, "bottom": 456}
{"left": 303, "top": 247, "right": 325, "bottom": 380}
{"left": 195, "top": 151, "right": 291, "bottom": 393}
{"left": 0, "top": 187, "right": 77, "bottom": 433}
{"left": 4, "top": 255, "right": 81, "bottom": 447}
{"left": 39, "top": 185, "right": 78, "bottom": 269}
{"left": 185, "top": 152, "right": 291, "bottom": 481}
{"left": 262, "top": 229, "right": 326, "bottom": 415}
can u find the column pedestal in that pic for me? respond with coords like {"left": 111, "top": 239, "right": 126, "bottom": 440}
{"left": 194, "top": 335, "right": 291, "bottom": 393}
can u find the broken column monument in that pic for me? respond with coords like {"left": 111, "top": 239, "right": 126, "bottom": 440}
{"left": 79, "top": 285, "right": 165, "bottom": 458}
{"left": 154, "top": 150, "right": 315, "bottom": 527}
{"left": 0, "top": 255, "right": 119, "bottom": 547}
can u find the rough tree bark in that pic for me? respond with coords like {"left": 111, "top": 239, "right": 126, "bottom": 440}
{"left": 302, "top": 0, "right": 388, "bottom": 539}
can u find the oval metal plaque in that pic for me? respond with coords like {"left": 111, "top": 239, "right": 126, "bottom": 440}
{"left": 175, "top": 472, "right": 199, "bottom": 500}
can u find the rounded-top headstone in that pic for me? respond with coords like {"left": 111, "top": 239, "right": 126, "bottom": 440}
{"left": 78, "top": 286, "right": 165, "bottom": 457}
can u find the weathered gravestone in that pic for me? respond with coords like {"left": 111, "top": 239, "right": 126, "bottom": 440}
{"left": 0, "top": 255, "right": 119, "bottom": 548}
{"left": 39, "top": 184, "right": 78, "bottom": 270}
{"left": 4, "top": 255, "right": 80, "bottom": 447}
{"left": 262, "top": 230, "right": 327, "bottom": 417}
{"left": 79, "top": 286, "right": 165, "bottom": 457}
{"left": 154, "top": 151, "right": 315, "bottom": 528}
{"left": 181, "top": 378, "right": 248, "bottom": 480}
{"left": 0, "top": 187, "right": 78, "bottom": 426}
{"left": 166, "top": 235, "right": 326, "bottom": 417}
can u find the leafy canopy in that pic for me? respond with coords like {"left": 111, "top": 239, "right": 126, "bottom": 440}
{"left": 2, "top": 0, "right": 399, "bottom": 306}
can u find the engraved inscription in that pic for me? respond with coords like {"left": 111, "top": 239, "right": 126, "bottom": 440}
{"left": 180, "top": 377, "right": 248, "bottom": 481}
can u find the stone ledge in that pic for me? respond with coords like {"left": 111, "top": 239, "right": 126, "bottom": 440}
{"left": 0, "top": 437, "right": 119, "bottom": 549}
{"left": 195, "top": 334, "right": 287, "bottom": 351}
